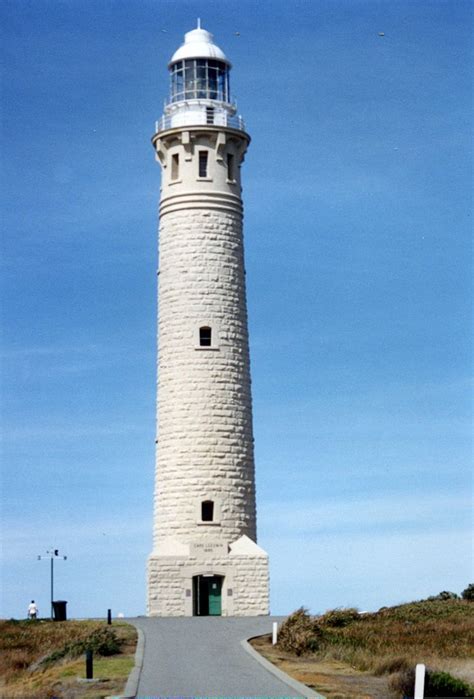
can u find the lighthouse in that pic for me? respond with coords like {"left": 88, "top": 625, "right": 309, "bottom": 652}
{"left": 147, "top": 24, "right": 270, "bottom": 616}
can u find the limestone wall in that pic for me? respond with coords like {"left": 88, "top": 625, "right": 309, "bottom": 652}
{"left": 152, "top": 128, "right": 257, "bottom": 550}
{"left": 147, "top": 125, "right": 270, "bottom": 616}
{"left": 148, "top": 551, "right": 269, "bottom": 617}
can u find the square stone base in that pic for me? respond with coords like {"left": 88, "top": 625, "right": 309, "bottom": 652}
{"left": 147, "top": 550, "right": 269, "bottom": 616}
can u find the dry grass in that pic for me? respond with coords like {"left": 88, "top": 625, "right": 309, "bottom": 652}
{"left": 320, "top": 600, "right": 474, "bottom": 671}
{"left": 253, "top": 599, "right": 474, "bottom": 698}
{"left": 278, "top": 600, "right": 474, "bottom": 672}
{"left": 0, "top": 619, "right": 137, "bottom": 698}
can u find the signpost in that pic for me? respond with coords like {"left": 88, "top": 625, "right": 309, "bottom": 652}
{"left": 37, "top": 549, "right": 67, "bottom": 619}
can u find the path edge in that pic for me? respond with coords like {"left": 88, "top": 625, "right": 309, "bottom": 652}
{"left": 241, "top": 637, "right": 325, "bottom": 699}
{"left": 122, "top": 626, "right": 145, "bottom": 698}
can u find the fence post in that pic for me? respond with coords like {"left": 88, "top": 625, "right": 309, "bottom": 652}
{"left": 86, "top": 650, "right": 93, "bottom": 679}
{"left": 272, "top": 621, "right": 278, "bottom": 645}
{"left": 414, "top": 663, "right": 425, "bottom": 699}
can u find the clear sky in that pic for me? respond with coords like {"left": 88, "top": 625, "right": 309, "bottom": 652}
{"left": 1, "top": 0, "right": 472, "bottom": 619}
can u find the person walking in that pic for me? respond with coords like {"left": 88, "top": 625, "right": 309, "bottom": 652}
{"left": 27, "top": 600, "right": 38, "bottom": 619}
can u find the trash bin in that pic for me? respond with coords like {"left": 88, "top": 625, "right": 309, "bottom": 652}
{"left": 52, "top": 600, "right": 67, "bottom": 621}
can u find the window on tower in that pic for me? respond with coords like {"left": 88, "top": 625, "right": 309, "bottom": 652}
{"left": 198, "top": 151, "right": 209, "bottom": 178}
{"left": 171, "top": 153, "right": 179, "bottom": 180}
{"left": 199, "top": 326, "right": 212, "bottom": 346}
{"left": 201, "top": 500, "right": 214, "bottom": 522}
{"left": 227, "top": 153, "right": 235, "bottom": 181}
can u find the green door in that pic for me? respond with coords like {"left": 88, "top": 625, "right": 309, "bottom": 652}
{"left": 207, "top": 577, "right": 222, "bottom": 616}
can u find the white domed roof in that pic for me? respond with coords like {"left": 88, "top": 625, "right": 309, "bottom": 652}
{"left": 169, "top": 25, "right": 231, "bottom": 67}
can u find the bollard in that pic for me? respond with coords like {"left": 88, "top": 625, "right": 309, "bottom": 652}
{"left": 86, "top": 649, "right": 93, "bottom": 679}
{"left": 414, "top": 663, "right": 425, "bottom": 699}
{"left": 107, "top": 608, "right": 112, "bottom": 625}
{"left": 272, "top": 621, "right": 278, "bottom": 645}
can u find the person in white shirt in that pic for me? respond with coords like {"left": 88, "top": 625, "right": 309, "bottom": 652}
{"left": 27, "top": 600, "right": 38, "bottom": 619}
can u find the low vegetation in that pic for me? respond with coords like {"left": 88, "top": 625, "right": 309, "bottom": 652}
{"left": 392, "top": 667, "right": 474, "bottom": 698}
{"left": 0, "top": 619, "right": 137, "bottom": 698}
{"left": 252, "top": 592, "right": 474, "bottom": 698}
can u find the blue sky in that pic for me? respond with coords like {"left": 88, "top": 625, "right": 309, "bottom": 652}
{"left": 1, "top": 0, "right": 472, "bottom": 618}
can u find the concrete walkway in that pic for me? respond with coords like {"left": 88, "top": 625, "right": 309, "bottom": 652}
{"left": 127, "top": 616, "right": 317, "bottom": 697}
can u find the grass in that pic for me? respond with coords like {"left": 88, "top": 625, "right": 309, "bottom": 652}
{"left": 278, "top": 600, "right": 474, "bottom": 669}
{"left": 0, "top": 619, "right": 137, "bottom": 699}
{"left": 252, "top": 599, "right": 474, "bottom": 699}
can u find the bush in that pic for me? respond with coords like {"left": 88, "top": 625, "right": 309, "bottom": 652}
{"left": 373, "top": 655, "right": 411, "bottom": 676}
{"left": 319, "top": 607, "right": 360, "bottom": 627}
{"left": 427, "top": 590, "right": 460, "bottom": 601}
{"left": 82, "top": 627, "right": 121, "bottom": 655}
{"left": 461, "top": 583, "right": 474, "bottom": 601}
{"left": 40, "top": 627, "right": 122, "bottom": 666}
{"left": 277, "top": 607, "right": 322, "bottom": 656}
{"left": 390, "top": 667, "right": 474, "bottom": 698}
{"left": 426, "top": 670, "right": 474, "bottom": 697}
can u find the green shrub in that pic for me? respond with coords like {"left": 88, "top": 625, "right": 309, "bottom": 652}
{"left": 277, "top": 607, "right": 322, "bottom": 656}
{"left": 319, "top": 607, "right": 360, "bottom": 627}
{"left": 427, "top": 590, "right": 460, "bottom": 601}
{"left": 426, "top": 670, "right": 474, "bottom": 697}
{"left": 82, "top": 627, "right": 121, "bottom": 655}
{"left": 40, "top": 627, "right": 122, "bottom": 666}
{"left": 461, "top": 583, "right": 474, "bottom": 601}
{"left": 390, "top": 667, "right": 474, "bottom": 698}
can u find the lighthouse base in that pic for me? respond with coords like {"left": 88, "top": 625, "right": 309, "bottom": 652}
{"left": 147, "top": 535, "right": 269, "bottom": 617}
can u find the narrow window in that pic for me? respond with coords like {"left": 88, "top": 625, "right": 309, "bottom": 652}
{"left": 199, "top": 326, "right": 212, "bottom": 346}
{"left": 227, "top": 153, "right": 235, "bottom": 181}
{"left": 206, "top": 107, "right": 215, "bottom": 124}
{"left": 201, "top": 500, "right": 214, "bottom": 522}
{"left": 171, "top": 153, "right": 179, "bottom": 180}
{"left": 198, "top": 151, "right": 208, "bottom": 178}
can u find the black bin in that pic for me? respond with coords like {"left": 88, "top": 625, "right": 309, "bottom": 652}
{"left": 52, "top": 600, "right": 67, "bottom": 621}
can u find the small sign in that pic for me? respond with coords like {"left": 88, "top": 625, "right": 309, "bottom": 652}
{"left": 190, "top": 541, "right": 228, "bottom": 557}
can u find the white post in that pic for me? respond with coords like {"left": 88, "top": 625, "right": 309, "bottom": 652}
{"left": 272, "top": 621, "right": 278, "bottom": 645}
{"left": 414, "top": 663, "right": 425, "bottom": 699}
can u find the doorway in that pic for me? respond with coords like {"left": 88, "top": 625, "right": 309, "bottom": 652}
{"left": 192, "top": 575, "right": 223, "bottom": 616}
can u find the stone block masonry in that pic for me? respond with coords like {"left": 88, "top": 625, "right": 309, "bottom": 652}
{"left": 148, "top": 548, "right": 269, "bottom": 617}
{"left": 154, "top": 208, "right": 256, "bottom": 549}
{"left": 147, "top": 25, "right": 270, "bottom": 617}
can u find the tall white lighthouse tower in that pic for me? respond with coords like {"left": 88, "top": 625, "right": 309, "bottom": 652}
{"left": 147, "top": 24, "right": 269, "bottom": 616}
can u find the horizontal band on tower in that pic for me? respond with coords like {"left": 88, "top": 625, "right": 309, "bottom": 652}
{"left": 160, "top": 190, "right": 244, "bottom": 217}
{"left": 152, "top": 124, "right": 250, "bottom": 145}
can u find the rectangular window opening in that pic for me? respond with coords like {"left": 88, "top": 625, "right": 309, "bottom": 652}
{"left": 171, "top": 153, "right": 179, "bottom": 180}
{"left": 199, "top": 326, "right": 212, "bottom": 346}
{"left": 227, "top": 153, "right": 235, "bottom": 181}
{"left": 201, "top": 500, "right": 214, "bottom": 522}
{"left": 198, "top": 151, "right": 208, "bottom": 178}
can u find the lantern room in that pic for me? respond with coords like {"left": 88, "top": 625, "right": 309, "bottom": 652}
{"left": 169, "top": 59, "right": 230, "bottom": 103}
{"left": 157, "top": 22, "right": 245, "bottom": 133}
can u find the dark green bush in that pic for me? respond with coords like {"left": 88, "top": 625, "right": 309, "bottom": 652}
{"left": 427, "top": 590, "right": 460, "bottom": 601}
{"left": 40, "top": 626, "right": 122, "bottom": 666}
{"left": 426, "top": 670, "right": 474, "bottom": 697}
{"left": 81, "top": 627, "right": 121, "bottom": 655}
{"left": 461, "top": 583, "right": 474, "bottom": 601}
{"left": 390, "top": 667, "right": 474, "bottom": 698}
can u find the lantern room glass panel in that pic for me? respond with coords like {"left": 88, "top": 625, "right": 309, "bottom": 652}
{"left": 169, "top": 59, "right": 230, "bottom": 103}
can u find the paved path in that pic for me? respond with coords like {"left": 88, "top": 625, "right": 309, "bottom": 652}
{"left": 128, "top": 616, "right": 310, "bottom": 697}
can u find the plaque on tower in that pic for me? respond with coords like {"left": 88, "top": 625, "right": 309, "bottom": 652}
{"left": 190, "top": 541, "right": 228, "bottom": 558}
